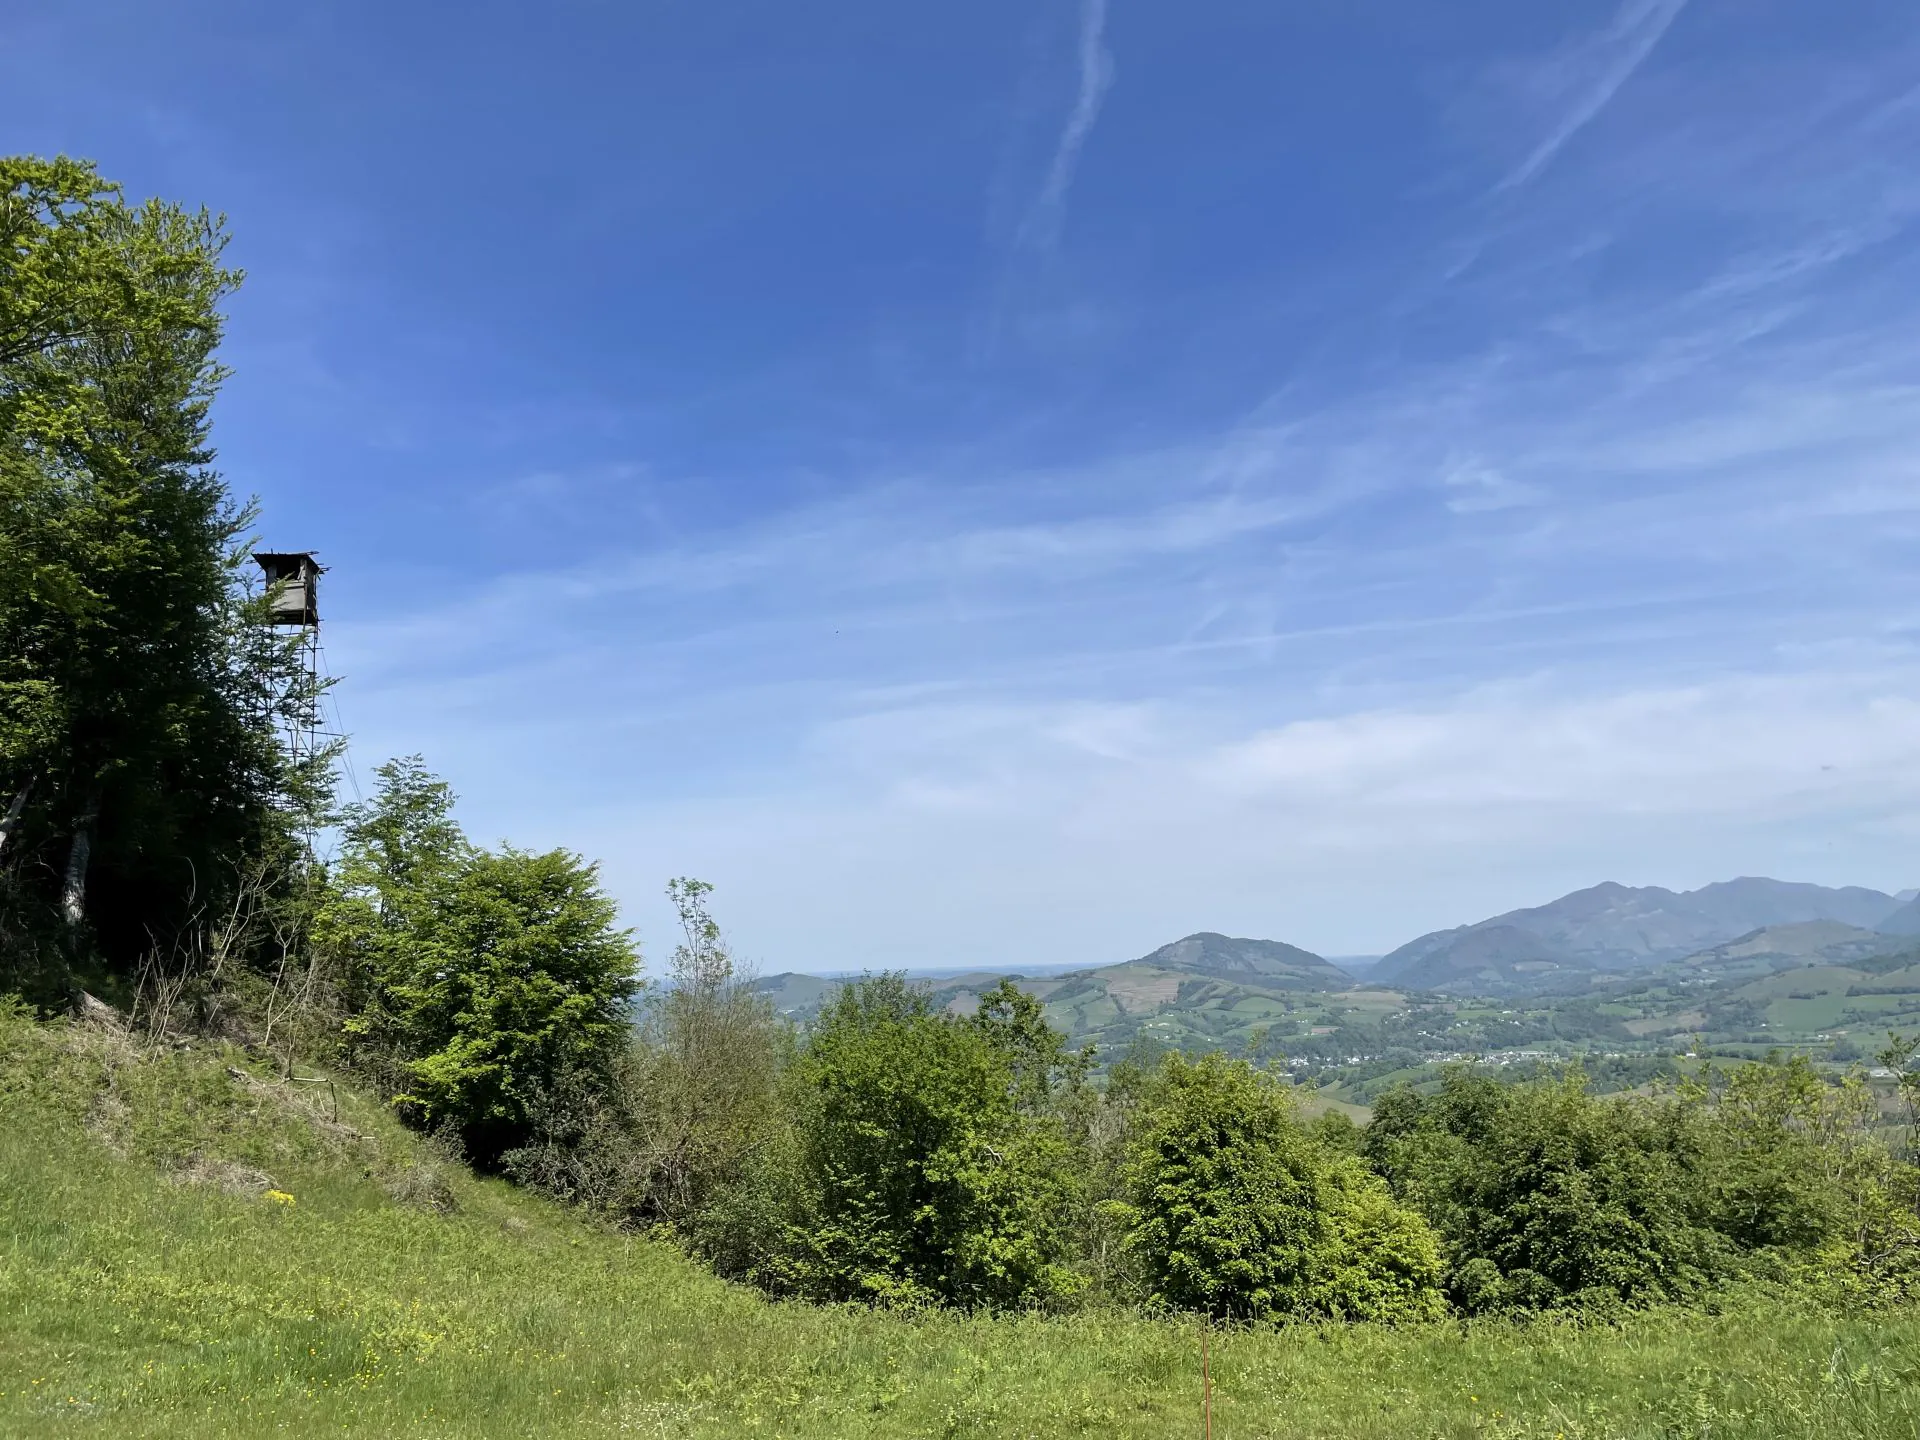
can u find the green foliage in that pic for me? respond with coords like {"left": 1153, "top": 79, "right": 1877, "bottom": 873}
{"left": 785, "top": 974, "right": 1081, "bottom": 1310}
{"left": 1691, "top": 1058, "right": 1872, "bottom": 1252}
{"left": 503, "top": 878, "right": 799, "bottom": 1283}
{"left": 1360, "top": 1062, "right": 1920, "bottom": 1315}
{"left": 1366, "top": 1071, "right": 1733, "bottom": 1313}
{"left": 1697, "top": 1057, "right": 1920, "bottom": 1302}
{"left": 1124, "top": 1052, "right": 1445, "bottom": 1321}
{"left": 8, "top": 1005, "right": 1920, "bottom": 1440}
{"left": 322, "top": 757, "right": 637, "bottom": 1162}
{"left": 1124, "top": 1052, "right": 1321, "bottom": 1318}
{"left": 630, "top": 879, "right": 794, "bottom": 1269}
{"left": 636, "top": 879, "right": 789, "bottom": 1215}
{"left": 393, "top": 847, "right": 638, "bottom": 1156}
{"left": 973, "top": 977, "right": 1090, "bottom": 1114}
{"left": 0, "top": 153, "right": 322, "bottom": 983}
{"left": 1882, "top": 1031, "right": 1920, "bottom": 1163}
{"left": 1310, "top": 1155, "right": 1451, "bottom": 1322}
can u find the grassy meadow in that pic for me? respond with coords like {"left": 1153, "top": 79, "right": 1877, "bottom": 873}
{"left": 2, "top": 1008, "right": 1917, "bottom": 1440}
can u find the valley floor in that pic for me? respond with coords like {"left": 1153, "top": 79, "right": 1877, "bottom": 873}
{"left": 1, "top": 1011, "right": 1915, "bottom": 1440}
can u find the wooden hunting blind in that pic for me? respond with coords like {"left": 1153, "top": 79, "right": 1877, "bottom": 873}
{"left": 254, "top": 551, "right": 323, "bottom": 627}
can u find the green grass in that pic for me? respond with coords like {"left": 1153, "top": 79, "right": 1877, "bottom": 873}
{"left": 1767, "top": 996, "right": 1857, "bottom": 1032}
{"left": 1731, "top": 968, "right": 1868, "bottom": 1001}
{"left": 3, "top": 1009, "right": 1918, "bottom": 1438}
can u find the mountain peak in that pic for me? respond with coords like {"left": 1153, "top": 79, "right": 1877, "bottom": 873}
{"left": 1130, "top": 933, "right": 1353, "bottom": 990}
{"left": 1376, "top": 876, "right": 1905, "bottom": 993}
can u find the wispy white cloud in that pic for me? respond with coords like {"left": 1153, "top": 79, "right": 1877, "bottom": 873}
{"left": 1442, "top": 457, "right": 1544, "bottom": 513}
{"left": 1204, "top": 673, "right": 1920, "bottom": 825}
{"left": 311, "top": 3, "right": 1920, "bottom": 969}
{"left": 1017, "top": 0, "right": 1116, "bottom": 250}
{"left": 1498, "top": 0, "right": 1689, "bottom": 190}
{"left": 545, "top": 662, "right": 1920, "bottom": 969}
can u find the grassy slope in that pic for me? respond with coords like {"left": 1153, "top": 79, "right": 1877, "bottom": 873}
{"left": 2, "top": 1010, "right": 1917, "bottom": 1439}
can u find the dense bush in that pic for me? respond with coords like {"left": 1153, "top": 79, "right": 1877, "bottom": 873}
{"left": 782, "top": 975, "right": 1082, "bottom": 1309}
{"left": 1366, "top": 1072, "right": 1729, "bottom": 1312}
{"left": 483, "top": 943, "right": 1917, "bottom": 1325}
{"left": 1362, "top": 1061, "right": 1920, "bottom": 1314}
{"left": 1125, "top": 1052, "right": 1445, "bottom": 1322}
{"left": 1687, "top": 1057, "right": 1876, "bottom": 1252}
{"left": 321, "top": 757, "right": 638, "bottom": 1164}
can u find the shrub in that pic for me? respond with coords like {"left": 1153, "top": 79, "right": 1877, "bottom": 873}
{"left": 1366, "top": 1071, "right": 1734, "bottom": 1313}
{"left": 503, "top": 879, "right": 801, "bottom": 1283}
{"left": 389, "top": 846, "right": 637, "bottom": 1162}
{"left": 1309, "top": 1155, "right": 1449, "bottom": 1321}
{"left": 784, "top": 974, "right": 1080, "bottom": 1310}
{"left": 1125, "top": 1052, "right": 1444, "bottom": 1321}
{"left": 625, "top": 880, "right": 791, "bottom": 1227}
{"left": 1689, "top": 1056, "right": 1876, "bottom": 1253}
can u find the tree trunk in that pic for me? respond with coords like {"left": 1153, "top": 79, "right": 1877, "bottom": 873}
{"left": 0, "top": 776, "right": 31, "bottom": 857}
{"left": 62, "top": 786, "right": 101, "bottom": 928}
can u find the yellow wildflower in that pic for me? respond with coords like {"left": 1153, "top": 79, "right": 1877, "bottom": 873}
{"left": 264, "top": 1189, "right": 296, "bottom": 1207}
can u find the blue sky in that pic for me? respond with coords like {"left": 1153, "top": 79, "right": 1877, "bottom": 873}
{"left": 8, "top": 0, "right": 1920, "bottom": 972}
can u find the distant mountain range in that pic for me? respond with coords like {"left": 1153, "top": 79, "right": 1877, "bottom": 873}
{"left": 1373, "top": 924, "right": 1588, "bottom": 993}
{"left": 749, "top": 877, "right": 1920, "bottom": 1047}
{"left": 1875, "top": 894, "right": 1920, "bottom": 935}
{"left": 1371, "top": 878, "right": 1913, "bottom": 993}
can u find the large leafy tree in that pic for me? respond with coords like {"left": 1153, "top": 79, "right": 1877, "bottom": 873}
{"left": 0, "top": 154, "right": 315, "bottom": 977}
{"left": 323, "top": 757, "right": 640, "bottom": 1164}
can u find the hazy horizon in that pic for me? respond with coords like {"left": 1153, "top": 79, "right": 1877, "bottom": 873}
{"left": 754, "top": 873, "right": 1914, "bottom": 977}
